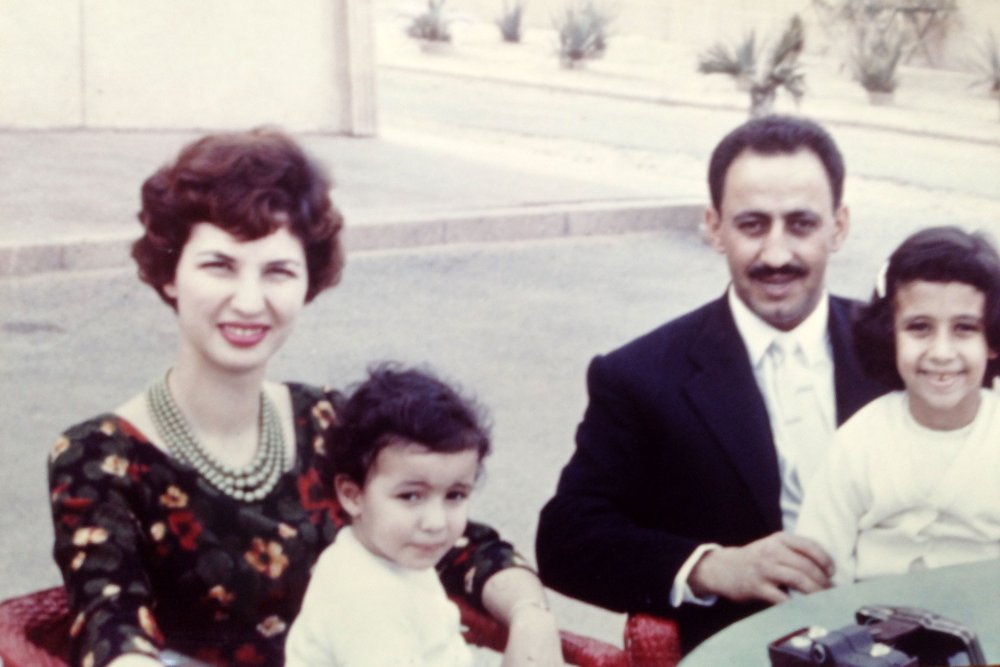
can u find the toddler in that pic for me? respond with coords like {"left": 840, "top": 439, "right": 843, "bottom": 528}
{"left": 285, "top": 364, "right": 491, "bottom": 666}
{"left": 797, "top": 226, "right": 1000, "bottom": 585}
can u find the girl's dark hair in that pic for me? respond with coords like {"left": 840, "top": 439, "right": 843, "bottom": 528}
{"left": 331, "top": 363, "right": 491, "bottom": 485}
{"left": 854, "top": 226, "right": 1000, "bottom": 388}
{"left": 132, "top": 127, "right": 344, "bottom": 307}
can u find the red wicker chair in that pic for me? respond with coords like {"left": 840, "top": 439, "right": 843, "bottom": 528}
{"left": 0, "top": 587, "right": 681, "bottom": 667}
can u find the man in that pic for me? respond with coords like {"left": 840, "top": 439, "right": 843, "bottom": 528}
{"left": 535, "top": 115, "right": 888, "bottom": 652}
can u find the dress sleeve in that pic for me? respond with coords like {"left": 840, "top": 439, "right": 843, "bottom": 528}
{"left": 436, "top": 520, "right": 519, "bottom": 609}
{"left": 48, "top": 418, "right": 164, "bottom": 667}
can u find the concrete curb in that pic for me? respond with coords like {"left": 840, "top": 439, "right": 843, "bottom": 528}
{"left": 0, "top": 199, "right": 702, "bottom": 278}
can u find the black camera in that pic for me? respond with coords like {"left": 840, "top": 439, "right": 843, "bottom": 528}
{"left": 768, "top": 605, "right": 986, "bottom": 666}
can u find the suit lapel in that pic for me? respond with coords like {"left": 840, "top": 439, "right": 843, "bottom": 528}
{"left": 682, "top": 298, "right": 783, "bottom": 531}
{"left": 679, "top": 296, "right": 885, "bottom": 534}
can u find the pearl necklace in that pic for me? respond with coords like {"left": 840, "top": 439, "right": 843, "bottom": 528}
{"left": 147, "top": 375, "right": 287, "bottom": 502}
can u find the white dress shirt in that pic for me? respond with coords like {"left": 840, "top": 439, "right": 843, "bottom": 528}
{"left": 670, "top": 287, "right": 836, "bottom": 607}
{"left": 729, "top": 287, "right": 837, "bottom": 530}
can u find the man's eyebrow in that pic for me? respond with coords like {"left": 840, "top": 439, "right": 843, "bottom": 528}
{"left": 732, "top": 211, "right": 770, "bottom": 221}
{"left": 784, "top": 208, "right": 821, "bottom": 218}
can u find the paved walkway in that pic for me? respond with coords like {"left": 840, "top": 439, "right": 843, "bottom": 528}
{"left": 1, "top": 16, "right": 997, "bottom": 277}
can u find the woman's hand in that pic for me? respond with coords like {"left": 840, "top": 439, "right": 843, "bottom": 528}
{"left": 500, "top": 601, "right": 564, "bottom": 667}
{"left": 481, "top": 567, "right": 565, "bottom": 667}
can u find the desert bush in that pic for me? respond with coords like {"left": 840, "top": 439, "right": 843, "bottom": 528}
{"left": 851, "top": 29, "right": 904, "bottom": 97}
{"left": 553, "top": 0, "right": 612, "bottom": 67}
{"left": 969, "top": 29, "right": 1000, "bottom": 97}
{"left": 698, "top": 15, "right": 806, "bottom": 117}
{"left": 496, "top": 0, "right": 527, "bottom": 43}
{"left": 697, "top": 32, "right": 757, "bottom": 90}
{"left": 407, "top": 0, "right": 452, "bottom": 43}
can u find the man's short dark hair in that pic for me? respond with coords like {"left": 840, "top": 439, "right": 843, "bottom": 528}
{"left": 707, "top": 115, "right": 846, "bottom": 211}
{"left": 331, "top": 363, "right": 491, "bottom": 485}
{"left": 854, "top": 226, "right": 1000, "bottom": 389}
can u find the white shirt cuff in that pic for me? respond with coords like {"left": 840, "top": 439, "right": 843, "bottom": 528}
{"left": 670, "top": 543, "right": 721, "bottom": 608}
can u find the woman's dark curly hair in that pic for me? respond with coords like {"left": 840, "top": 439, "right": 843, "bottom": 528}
{"left": 331, "top": 363, "right": 492, "bottom": 486}
{"left": 132, "top": 127, "right": 345, "bottom": 307}
{"left": 854, "top": 226, "right": 1000, "bottom": 389}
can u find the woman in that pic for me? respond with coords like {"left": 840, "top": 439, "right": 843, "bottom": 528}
{"left": 48, "top": 128, "right": 561, "bottom": 667}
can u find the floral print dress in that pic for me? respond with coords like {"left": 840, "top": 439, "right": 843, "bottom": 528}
{"left": 48, "top": 383, "right": 516, "bottom": 667}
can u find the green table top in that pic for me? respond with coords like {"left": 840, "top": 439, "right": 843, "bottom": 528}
{"left": 680, "top": 560, "right": 1000, "bottom": 666}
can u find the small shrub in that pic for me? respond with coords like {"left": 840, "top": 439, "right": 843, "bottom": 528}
{"left": 852, "top": 30, "right": 904, "bottom": 94}
{"left": 749, "top": 15, "right": 806, "bottom": 116}
{"left": 697, "top": 15, "right": 806, "bottom": 117}
{"left": 969, "top": 30, "right": 1000, "bottom": 97}
{"left": 698, "top": 32, "right": 757, "bottom": 90}
{"left": 553, "top": 0, "right": 612, "bottom": 66}
{"left": 814, "top": 0, "right": 958, "bottom": 67}
{"left": 407, "top": 0, "right": 452, "bottom": 43}
{"left": 496, "top": 0, "right": 527, "bottom": 43}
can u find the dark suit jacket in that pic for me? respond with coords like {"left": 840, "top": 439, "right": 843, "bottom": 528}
{"left": 535, "top": 294, "right": 887, "bottom": 652}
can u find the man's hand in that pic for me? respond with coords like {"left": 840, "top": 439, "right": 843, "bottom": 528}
{"left": 688, "top": 532, "right": 833, "bottom": 604}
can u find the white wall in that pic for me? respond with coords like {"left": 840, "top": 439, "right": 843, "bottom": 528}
{"left": 0, "top": 1, "right": 82, "bottom": 127}
{"left": 0, "top": 0, "right": 377, "bottom": 133}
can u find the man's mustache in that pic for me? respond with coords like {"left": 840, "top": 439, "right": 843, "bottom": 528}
{"left": 748, "top": 264, "right": 808, "bottom": 280}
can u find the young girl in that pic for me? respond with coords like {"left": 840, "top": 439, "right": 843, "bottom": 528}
{"left": 796, "top": 226, "right": 1000, "bottom": 585}
{"left": 285, "top": 364, "right": 516, "bottom": 666}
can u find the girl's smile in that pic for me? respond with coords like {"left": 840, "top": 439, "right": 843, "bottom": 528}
{"left": 894, "top": 280, "right": 996, "bottom": 430}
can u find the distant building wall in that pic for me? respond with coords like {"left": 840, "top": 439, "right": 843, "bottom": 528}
{"left": 0, "top": 0, "right": 377, "bottom": 134}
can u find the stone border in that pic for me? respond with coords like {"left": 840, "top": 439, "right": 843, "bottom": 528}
{"left": 0, "top": 199, "right": 702, "bottom": 278}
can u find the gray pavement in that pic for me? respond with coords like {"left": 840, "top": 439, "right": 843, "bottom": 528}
{"left": 0, "top": 128, "right": 699, "bottom": 275}
{"left": 2, "top": 16, "right": 1000, "bottom": 650}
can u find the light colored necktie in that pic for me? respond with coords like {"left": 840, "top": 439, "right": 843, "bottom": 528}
{"left": 767, "top": 334, "right": 832, "bottom": 529}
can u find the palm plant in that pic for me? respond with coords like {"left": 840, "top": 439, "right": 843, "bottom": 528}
{"left": 697, "top": 32, "right": 757, "bottom": 91}
{"left": 749, "top": 15, "right": 806, "bottom": 116}
{"left": 851, "top": 29, "right": 904, "bottom": 102}
{"left": 698, "top": 15, "right": 806, "bottom": 117}
{"left": 496, "top": 0, "right": 527, "bottom": 43}
{"left": 970, "top": 30, "right": 1000, "bottom": 97}
{"left": 553, "top": 0, "right": 611, "bottom": 67}
{"left": 407, "top": 0, "right": 452, "bottom": 43}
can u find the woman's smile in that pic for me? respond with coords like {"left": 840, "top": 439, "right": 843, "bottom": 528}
{"left": 218, "top": 322, "right": 271, "bottom": 347}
